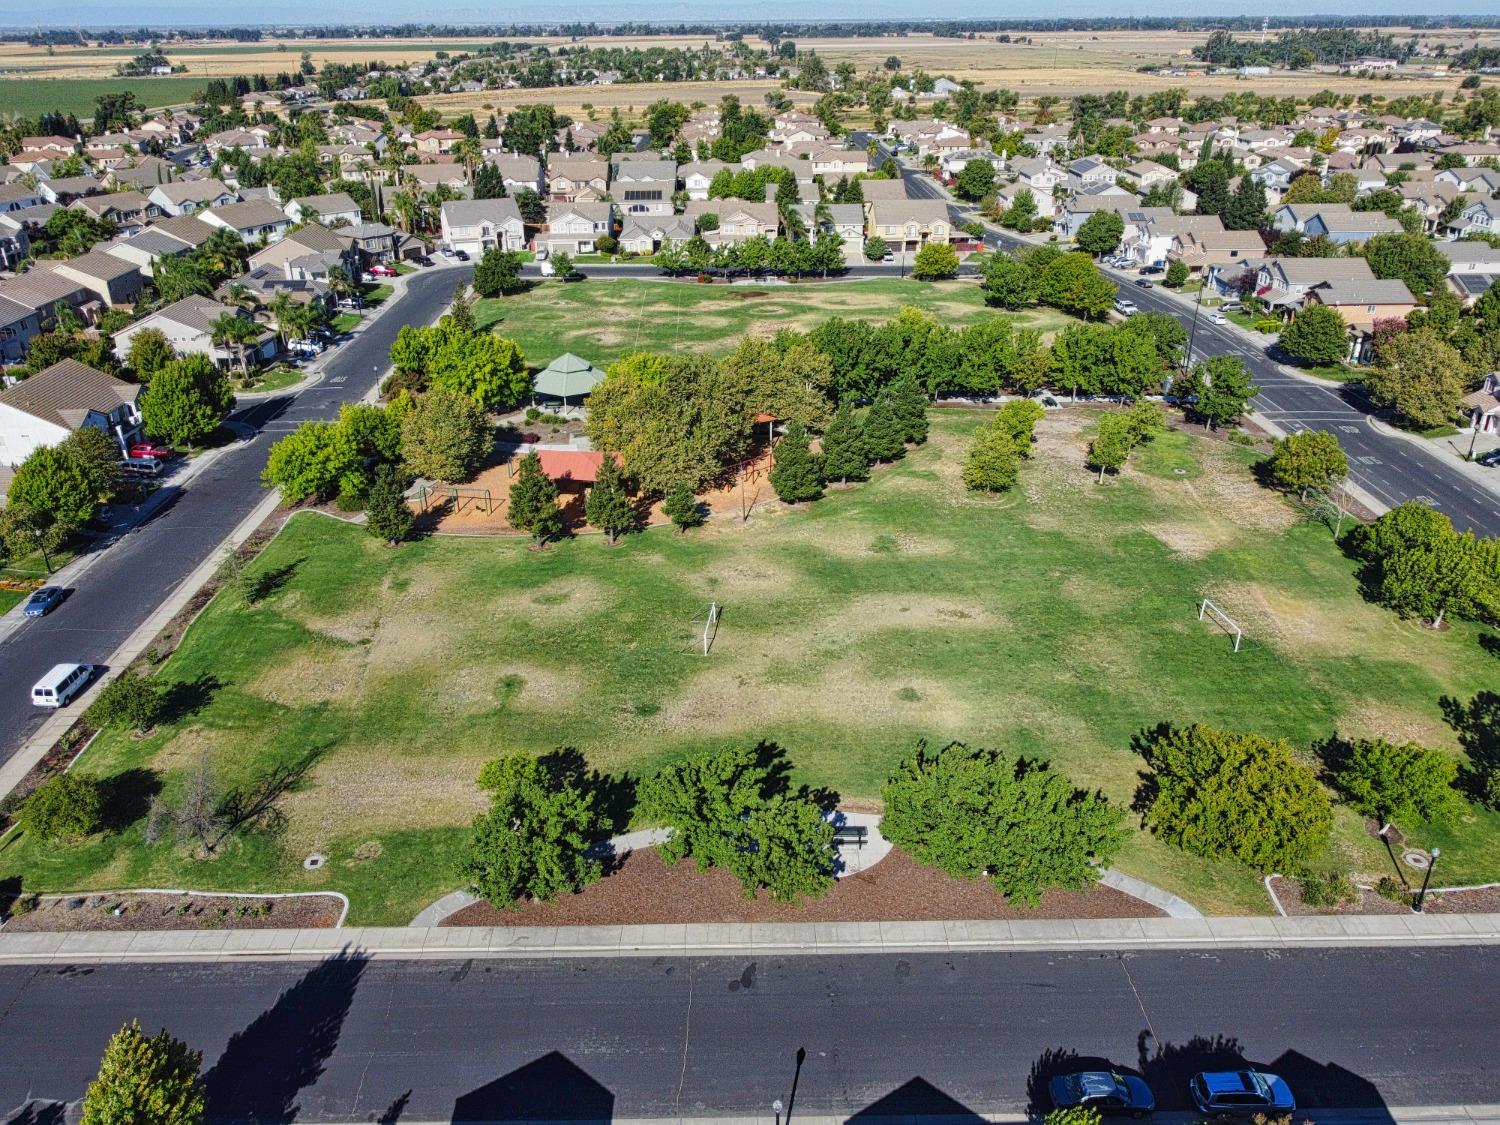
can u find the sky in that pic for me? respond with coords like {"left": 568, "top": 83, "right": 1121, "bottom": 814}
{"left": 8, "top": 1, "right": 1500, "bottom": 28}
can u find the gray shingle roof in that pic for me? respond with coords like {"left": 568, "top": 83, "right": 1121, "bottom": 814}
{"left": 0, "top": 359, "right": 137, "bottom": 429}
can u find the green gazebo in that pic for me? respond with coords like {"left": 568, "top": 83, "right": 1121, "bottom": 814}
{"left": 533, "top": 352, "right": 606, "bottom": 411}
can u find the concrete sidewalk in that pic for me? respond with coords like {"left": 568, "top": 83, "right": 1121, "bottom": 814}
{"left": 1, "top": 911, "right": 1496, "bottom": 965}
{"left": 383, "top": 1109, "right": 1500, "bottom": 1125}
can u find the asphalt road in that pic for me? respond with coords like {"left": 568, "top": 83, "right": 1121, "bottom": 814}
{"left": 890, "top": 155, "right": 1500, "bottom": 538}
{"left": 0, "top": 267, "right": 470, "bottom": 764}
{"left": 2, "top": 947, "right": 1498, "bottom": 1122}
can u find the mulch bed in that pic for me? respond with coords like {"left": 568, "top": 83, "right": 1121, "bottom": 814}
{"left": 1, "top": 891, "right": 341, "bottom": 933}
{"left": 1272, "top": 876, "right": 1500, "bottom": 916}
{"left": 442, "top": 846, "right": 1166, "bottom": 927}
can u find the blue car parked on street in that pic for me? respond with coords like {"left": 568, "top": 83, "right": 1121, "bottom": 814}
{"left": 1190, "top": 1071, "right": 1296, "bottom": 1117}
{"left": 1050, "top": 1072, "right": 1156, "bottom": 1118}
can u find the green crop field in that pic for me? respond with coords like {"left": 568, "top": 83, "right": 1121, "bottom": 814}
{"left": 2, "top": 412, "right": 1494, "bottom": 926}
{"left": 0, "top": 76, "right": 207, "bottom": 117}
{"left": 474, "top": 277, "right": 1076, "bottom": 370}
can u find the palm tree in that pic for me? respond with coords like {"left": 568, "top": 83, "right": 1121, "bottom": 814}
{"left": 389, "top": 190, "right": 421, "bottom": 234}
{"left": 210, "top": 313, "right": 258, "bottom": 377}
{"left": 268, "top": 291, "right": 295, "bottom": 347}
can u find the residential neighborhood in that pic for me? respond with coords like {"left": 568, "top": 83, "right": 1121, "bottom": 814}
{"left": 2, "top": 14, "right": 1500, "bottom": 1122}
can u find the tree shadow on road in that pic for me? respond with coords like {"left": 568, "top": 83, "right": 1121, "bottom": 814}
{"left": 203, "top": 948, "right": 368, "bottom": 1123}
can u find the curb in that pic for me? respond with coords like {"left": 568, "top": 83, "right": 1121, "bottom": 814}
{"left": 329, "top": 1111, "right": 1500, "bottom": 1125}
{"left": 2, "top": 912, "right": 1497, "bottom": 965}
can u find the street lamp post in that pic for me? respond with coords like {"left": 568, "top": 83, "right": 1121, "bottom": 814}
{"left": 773, "top": 1098, "right": 784, "bottom": 1125}
{"left": 1183, "top": 276, "right": 1206, "bottom": 375}
{"left": 1415, "top": 847, "right": 1441, "bottom": 913}
{"left": 32, "top": 527, "right": 52, "bottom": 575}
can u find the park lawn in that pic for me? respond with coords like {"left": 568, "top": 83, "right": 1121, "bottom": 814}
{"left": 3, "top": 413, "right": 1496, "bottom": 925}
{"left": 473, "top": 277, "right": 1076, "bottom": 369}
{"left": 240, "top": 366, "right": 305, "bottom": 394}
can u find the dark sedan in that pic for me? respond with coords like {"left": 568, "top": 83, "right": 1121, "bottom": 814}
{"left": 1050, "top": 1071, "right": 1156, "bottom": 1118}
{"left": 23, "top": 586, "right": 66, "bottom": 618}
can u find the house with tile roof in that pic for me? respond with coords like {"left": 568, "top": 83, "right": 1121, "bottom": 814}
{"left": 0, "top": 359, "right": 142, "bottom": 466}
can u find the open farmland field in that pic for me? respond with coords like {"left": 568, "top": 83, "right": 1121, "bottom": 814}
{"left": 0, "top": 75, "right": 211, "bottom": 117}
{"left": 472, "top": 277, "right": 1075, "bottom": 370}
{"left": 1, "top": 412, "right": 1495, "bottom": 925}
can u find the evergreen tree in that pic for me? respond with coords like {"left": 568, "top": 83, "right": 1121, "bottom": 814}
{"left": 81, "top": 1022, "right": 204, "bottom": 1125}
{"left": 584, "top": 454, "right": 635, "bottom": 543}
{"left": 862, "top": 395, "right": 907, "bottom": 463}
{"left": 507, "top": 451, "right": 562, "bottom": 545}
{"left": 888, "top": 370, "right": 930, "bottom": 444}
{"left": 819, "top": 401, "right": 870, "bottom": 485}
{"left": 364, "top": 463, "right": 414, "bottom": 545}
{"left": 662, "top": 480, "right": 704, "bottom": 533}
{"left": 769, "top": 420, "right": 823, "bottom": 504}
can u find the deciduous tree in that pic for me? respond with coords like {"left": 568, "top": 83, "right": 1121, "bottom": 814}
{"left": 1139, "top": 723, "right": 1333, "bottom": 872}
{"left": 139, "top": 354, "right": 235, "bottom": 447}
{"left": 1281, "top": 304, "right": 1350, "bottom": 368}
{"left": 1268, "top": 430, "right": 1349, "bottom": 500}
{"left": 1364, "top": 328, "right": 1467, "bottom": 431}
{"left": 85, "top": 670, "right": 163, "bottom": 735}
{"left": 399, "top": 387, "right": 490, "bottom": 483}
{"left": 1076, "top": 210, "right": 1125, "bottom": 257}
{"left": 882, "top": 742, "right": 1125, "bottom": 906}
{"left": 18, "top": 772, "right": 103, "bottom": 842}
{"left": 912, "top": 241, "right": 960, "bottom": 280}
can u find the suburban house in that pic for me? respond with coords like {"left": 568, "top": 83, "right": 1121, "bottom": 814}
{"left": 1170, "top": 227, "right": 1266, "bottom": 274}
{"left": 43, "top": 252, "right": 146, "bottom": 308}
{"left": 0, "top": 215, "right": 30, "bottom": 272}
{"left": 486, "top": 155, "right": 545, "bottom": 195}
{"left": 1119, "top": 160, "right": 1176, "bottom": 191}
{"left": 0, "top": 270, "right": 94, "bottom": 330}
{"left": 283, "top": 192, "right": 363, "bottom": 227}
{"left": 610, "top": 159, "right": 676, "bottom": 216}
{"left": 810, "top": 148, "right": 872, "bottom": 178}
{"left": 404, "top": 164, "right": 468, "bottom": 192}
{"left": 201, "top": 200, "right": 293, "bottom": 244}
{"left": 684, "top": 200, "right": 779, "bottom": 245}
{"left": 1462, "top": 372, "right": 1500, "bottom": 434}
{"left": 1271, "top": 203, "right": 1401, "bottom": 244}
{"left": 412, "top": 128, "right": 464, "bottom": 156}
{"left": 1053, "top": 195, "right": 1134, "bottom": 241}
{"left": 0, "top": 183, "right": 47, "bottom": 214}
{"left": 113, "top": 296, "right": 276, "bottom": 369}
{"left": 537, "top": 202, "right": 614, "bottom": 255}
{"left": 1009, "top": 156, "right": 1062, "bottom": 196}
{"left": 1066, "top": 156, "right": 1118, "bottom": 192}
{"left": 37, "top": 176, "right": 102, "bottom": 206}
{"left": 1254, "top": 256, "right": 1378, "bottom": 315}
{"left": 1445, "top": 199, "right": 1499, "bottom": 241}
{"left": 19, "top": 136, "right": 78, "bottom": 158}
{"left": 70, "top": 191, "right": 161, "bottom": 235}
{"left": 0, "top": 295, "right": 43, "bottom": 365}
{"left": 867, "top": 199, "right": 952, "bottom": 253}
{"left": 547, "top": 157, "right": 610, "bottom": 202}
{"left": 343, "top": 221, "right": 403, "bottom": 264}
{"left": 1304, "top": 278, "right": 1418, "bottom": 361}
{"left": 0, "top": 359, "right": 143, "bottom": 467}
{"left": 822, "top": 202, "right": 866, "bottom": 255}
{"left": 439, "top": 198, "right": 526, "bottom": 255}
{"left": 149, "top": 178, "right": 237, "bottom": 217}
{"left": 679, "top": 160, "right": 730, "bottom": 201}
{"left": 1438, "top": 241, "right": 1500, "bottom": 305}
{"left": 618, "top": 214, "right": 695, "bottom": 255}
{"left": 248, "top": 222, "right": 360, "bottom": 278}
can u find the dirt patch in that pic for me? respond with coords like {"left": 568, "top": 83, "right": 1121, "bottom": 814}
{"left": 1332, "top": 699, "right": 1458, "bottom": 753}
{"left": 2, "top": 891, "right": 340, "bottom": 932}
{"left": 816, "top": 531, "right": 957, "bottom": 560}
{"left": 442, "top": 845, "right": 1166, "bottom": 926}
{"left": 247, "top": 640, "right": 367, "bottom": 706}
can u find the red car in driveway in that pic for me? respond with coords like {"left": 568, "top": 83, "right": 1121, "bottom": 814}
{"left": 127, "top": 443, "right": 173, "bottom": 461}
{"left": 368, "top": 264, "right": 398, "bottom": 277}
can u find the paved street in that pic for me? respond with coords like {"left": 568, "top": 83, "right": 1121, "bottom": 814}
{"left": 2, "top": 947, "right": 1498, "bottom": 1121}
{"left": 0, "top": 268, "right": 469, "bottom": 764}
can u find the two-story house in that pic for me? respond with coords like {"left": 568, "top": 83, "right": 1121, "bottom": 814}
{"left": 547, "top": 157, "right": 610, "bottom": 202}
{"left": 537, "top": 202, "right": 614, "bottom": 255}
{"left": 283, "top": 192, "right": 363, "bottom": 227}
{"left": 148, "top": 178, "right": 237, "bottom": 217}
{"left": 113, "top": 296, "right": 276, "bottom": 369}
{"left": 440, "top": 198, "right": 526, "bottom": 255}
{"left": 610, "top": 159, "right": 676, "bottom": 217}
{"left": 1305, "top": 278, "right": 1418, "bottom": 361}
{"left": 0, "top": 359, "right": 142, "bottom": 467}
{"left": 201, "top": 200, "right": 293, "bottom": 244}
{"left": 684, "top": 200, "right": 780, "bottom": 246}
{"left": 867, "top": 198, "right": 951, "bottom": 253}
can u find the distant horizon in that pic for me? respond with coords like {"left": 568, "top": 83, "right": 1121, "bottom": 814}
{"left": 6, "top": 4, "right": 1500, "bottom": 31}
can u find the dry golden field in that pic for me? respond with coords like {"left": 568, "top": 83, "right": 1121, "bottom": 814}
{"left": 1, "top": 27, "right": 1494, "bottom": 119}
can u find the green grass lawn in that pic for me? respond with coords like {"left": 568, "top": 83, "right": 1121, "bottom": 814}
{"left": 3, "top": 413, "right": 1495, "bottom": 925}
{"left": 362, "top": 284, "right": 395, "bottom": 305}
{"left": 0, "top": 76, "right": 207, "bottom": 117}
{"left": 329, "top": 313, "right": 362, "bottom": 335}
{"left": 474, "top": 277, "right": 1076, "bottom": 369}
{"left": 239, "top": 365, "right": 305, "bottom": 394}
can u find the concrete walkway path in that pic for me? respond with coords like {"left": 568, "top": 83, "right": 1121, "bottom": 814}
{"left": 1, "top": 911, "right": 1496, "bottom": 965}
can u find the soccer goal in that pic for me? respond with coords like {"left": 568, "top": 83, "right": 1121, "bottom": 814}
{"left": 702, "top": 601, "right": 720, "bottom": 656}
{"left": 1198, "top": 598, "right": 1243, "bottom": 653}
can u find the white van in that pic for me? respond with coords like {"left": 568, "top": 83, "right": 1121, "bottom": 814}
{"left": 31, "top": 663, "right": 92, "bottom": 708}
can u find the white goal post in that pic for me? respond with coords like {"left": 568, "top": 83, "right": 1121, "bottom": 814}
{"left": 1198, "top": 598, "right": 1243, "bottom": 653}
{"left": 703, "top": 601, "right": 719, "bottom": 656}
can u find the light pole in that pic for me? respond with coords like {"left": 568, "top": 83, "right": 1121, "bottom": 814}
{"left": 1183, "top": 276, "right": 1206, "bottom": 375}
{"left": 773, "top": 1098, "right": 784, "bottom": 1125}
{"left": 1415, "top": 847, "right": 1441, "bottom": 913}
{"left": 32, "top": 527, "right": 52, "bottom": 575}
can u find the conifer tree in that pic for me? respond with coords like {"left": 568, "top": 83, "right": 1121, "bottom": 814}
{"left": 888, "top": 370, "right": 930, "bottom": 444}
{"left": 819, "top": 401, "right": 870, "bottom": 485}
{"left": 584, "top": 454, "right": 635, "bottom": 544}
{"left": 663, "top": 480, "right": 704, "bottom": 533}
{"left": 507, "top": 451, "right": 562, "bottom": 545}
{"left": 862, "top": 395, "right": 907, "bottom": 463}
{"left": 769, "top": 420, "right": 823, "bottom": 504}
